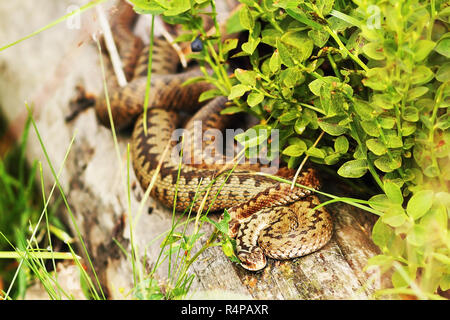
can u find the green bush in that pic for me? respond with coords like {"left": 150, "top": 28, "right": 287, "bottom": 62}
{"left": 129, "top": 0, "right": 449, "bottom": 298}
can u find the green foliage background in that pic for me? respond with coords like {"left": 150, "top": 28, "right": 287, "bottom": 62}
{"left": 129, "top": 0, "right": 450, "bottom": 298}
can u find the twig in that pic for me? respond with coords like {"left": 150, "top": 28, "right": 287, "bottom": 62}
{"left": 155, "top": 17, "right": 188, "bottom": 68}
{"left": 96, "top": 5, "right": 127, "bottom": 87}
{"left": 290, "top": 131, "right": 325, "bottom": 190}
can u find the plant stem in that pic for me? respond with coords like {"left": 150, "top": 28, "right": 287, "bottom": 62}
{"left": 428, "top": 82, "right": 447, "bottom": 189}
{"left": 327, "top": 52, "right": 342, "bottom": 81}
{"left": 290, "top": 131, "right": 325, "bottom": 189}
{"left": 0, "top": 0, "right": 108, "bottom": 52}
{"left": 252, "top": 2, "right": 283, "bottom": 33}
{"left": 349, "top": 122, "right": 384, "bottom": 191}
{"left": 143, "top": 15, "right": 155, "bottom": 135}
{"left": 324, "top": 26, "right": 369, "bottom": 72}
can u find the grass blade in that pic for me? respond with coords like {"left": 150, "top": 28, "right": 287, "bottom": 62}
{"left": 0, "top": 0, "right": 108, "bottom": 52}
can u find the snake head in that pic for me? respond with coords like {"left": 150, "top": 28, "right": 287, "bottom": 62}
{"left": 238, "top": 247, "right": 267, "bottom": 271}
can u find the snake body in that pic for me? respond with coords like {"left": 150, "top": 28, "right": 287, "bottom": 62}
{"left": 95, "top": 1, "right": 332, "bottom": 271}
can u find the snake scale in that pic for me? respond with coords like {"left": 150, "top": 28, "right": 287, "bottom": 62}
{"left": 93, "top": 1, "right": 332, "bottom": 271}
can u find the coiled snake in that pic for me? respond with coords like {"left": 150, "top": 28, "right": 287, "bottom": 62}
{"left": 92, "top": 2, "right": 332, "bottom": 271}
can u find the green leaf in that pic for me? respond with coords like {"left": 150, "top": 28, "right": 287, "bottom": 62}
{"left": 413, "top": 40, "right": 436, "bottom": 61}
{"left": 334, "top": 136, "right": 349, "bottom": 154}
{"left": 308, "top": 76, "right": 340, "bottom": 96}
{"left": 337, "top": 159, "right": 368, "bottom": 178}
{"left": 352, "top": 145, "right": 365, "bottom": 160}
{"left": 435, "top": 38, "right": 450, "bottom": 58}
{"left": 129, "top": 0, "right": 166, "bottom": 15}
{"left": 239, "top": 0, "right": 256, "bottom": 5}
{"left": 435, "top": 113, "right": 450, "bottom": 131}
{"left": 306, "top": 147, "right": 326, "bottom": 159}
{"left": 163, "top": 0, "right": 190, "bottom": 16}
{"left": 226, "top": 9, "right": 245, "bottom": 34}
{"left": 406, "top": 225, "right": 427, "bottom": 247}
{"left": 410, "top": 66, "right": 434, "bottom": 85}
{"left": 401, "top": 121, "right": 416, "bottom": 136}
{"left": 269, "top": 50, "right": 281, "bottom": 73}
{"left": 174, "top": 33, "right": 194, "bottom": 43}
{"left": 384, "top": 181, "right": 403, "bottom": 205}
{"left": 378, "top": 116, "right": 395, "bottom": 129}
{"left": 294, "top": 115, "right": 309, "bottom": 135}
{"left": 285, "top": 8, "right": 324, "bottom": 30}
{"left": 368, "top": 194, "right": 391, "bottom": 212}
{"left": 222, "top": 239, "right": 238, "bottom": 261}
{"left": 363, "top": 68, "right": 388, "bottom": 90}
{"left": 407, "top": 86, "right": 429, "bottom": 101}
{"left": 220, "top": 106, "right": 245, "bottom": 115}
{"left": 362, "top": 42, "right": 385, "bottom": 60}
{"left": 406, "top": 190, "right": 434, "bottom": 220}
{"left": 384, "top": 134, "right": 403, "bottom": 148}
{"left": 320, "top": 85, "right": 344, "bottom": 116}
{"left": 235, "top": 68, "right": 257, "bottom": 87}
{"left": 361, "top": 120, "right": 380, "bottom": 137}
{"left": 234, "top": 125, "right": 270, "bottom": 149}
{"left": 372, "top": 92, "right": 401, "bottom": 110}
{"left": 366, "top": 139, "right": 387, "bottom": 155}
{"left": 372, "top": 218, "right": 394, "bottom": 249}
{"left": 353, "top": 99, "right": 374, "bottom": 120}
{"left": 435, "top": 192, "right": 450, "bottom": 208}
{"left": 436, "top": 62, "right": 450, "bottom": 82}
{"left": 222, "top": 38, "right": 238, "bottom": 55}
{"left": 199, "top": 89, "right": 222, "bottom": 102}
{"left": 308, "top": 29, "right": 330, "bottom": 47}
{"left": 391, "top": 266, "right": 409, "bottom": 288}
{"left": 182, "top": 76, "right": 207, "bottom": 86}
{"left": 423, "top": 164, "right": 440, "bottom": 178}
{"left": 247, "top": 92, "right": 264, "bottom": 107}
{"left": 374, "top": 154, "right": 402, "bottom": 172}
{"left": 402, "top": 107, "right": 419, "bottom": 122}
{"left": 324, "top": 153, "right": 341, "bottom": 165}
{"left": 279, "top": 31, "right": 314, "bottom": 64}
{"left": 239, "top": 5, "right": 254, "bottom": 31}
{"left": 261, "top": 27, "right": 282, "bottom": 46}
{"left": 281, "top": 68, "right": 305, "bottom": 88}
{"left": 241, "top": 37, "right": 260, "bottom": 55}
{"left": 315, "top": 0, "right": 335, "bottom": 16}
{"left": 304, "top": 109, "right": 318, "bottom": 129}
{"left": 228, "top": 84, "right": 250, "bottom": 100}
{"left": 433, "top": 253, "right": 450, "bottom": 268}
{"left": 381, "top": 205, "right": 407, "bottom": 227}
{"left": 276, "top": 39, "right": 294, "bottom": 67}
{"left": 318, "top": 117, "right": 348, "bottom": 136}
{"left": 163, "top": 232, "right": 183, "bottom": 246}
{"left": 330, "top": 9, "right": 362, "bottom": 28}
{"left": 420, "top": 204, "right": 448, "bottom": 233}
{"left": 328, "top": 15, "right": 352, "bottom": 32}
{"left": 216, "top": 209, "right": 230, "bottom": 231}
{"left": 279, "top": 110, "right": 299, "bottom": 124}
{"left": 282, "top": 141, "right": 307, "bottom": 157}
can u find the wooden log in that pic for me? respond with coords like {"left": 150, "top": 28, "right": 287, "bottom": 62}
{"left": 0, "top": 0, "right": 387, "bottom": 299}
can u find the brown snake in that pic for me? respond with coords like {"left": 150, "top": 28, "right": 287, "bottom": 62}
{"left": 92, "top": 1, "right": 332, "bottom": 271}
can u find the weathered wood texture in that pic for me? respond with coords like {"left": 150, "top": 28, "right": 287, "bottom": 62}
{"left": 0, "top": 1, "right": 388, "bottom": 299}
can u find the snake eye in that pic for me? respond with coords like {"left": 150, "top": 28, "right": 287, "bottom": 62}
{"left": 191, "top": 36, "right": 203, "bottom": 52}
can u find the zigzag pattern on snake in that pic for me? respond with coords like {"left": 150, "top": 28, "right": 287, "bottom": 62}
{"left": 92, "top": 1, "right": 332, "bottom": 271}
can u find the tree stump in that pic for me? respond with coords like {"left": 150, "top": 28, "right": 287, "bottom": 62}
{"left": 0, "top": 0, "right": 388, "bottom": 299}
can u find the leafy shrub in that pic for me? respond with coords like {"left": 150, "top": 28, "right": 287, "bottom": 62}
{"left": 130, "top": 0, "right": 449, "bottom": 298}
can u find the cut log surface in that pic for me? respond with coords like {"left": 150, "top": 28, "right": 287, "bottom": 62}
{"left": 0, "top": 1, "right": 387, "bottom": 299}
